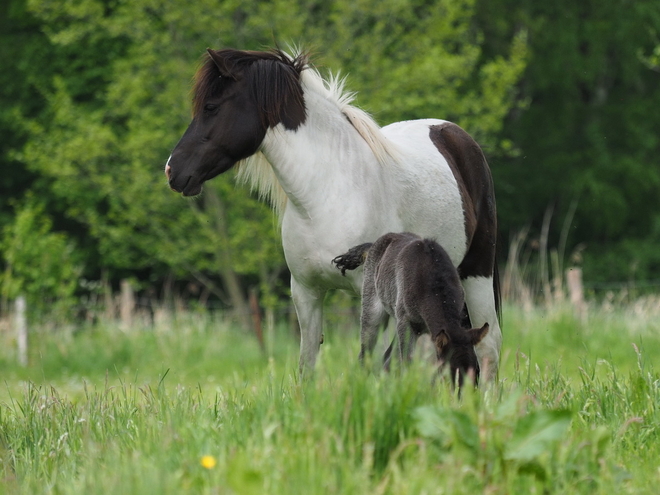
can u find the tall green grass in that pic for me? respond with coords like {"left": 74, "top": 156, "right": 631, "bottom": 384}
{"left": 1, "top": 303, "right": 660, "bottom": 493}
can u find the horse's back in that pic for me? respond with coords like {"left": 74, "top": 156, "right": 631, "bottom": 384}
{"left": 381, "top": 118, "right": 496, "bottom": 279}
{"left": 381, "top": 118, "right": 450, "bottom": 136}
{"left": 382, "top": 118, "right": 491, "bottom": 197}
{"left": 379, "top": 120, "right": 468, "bottom": 264}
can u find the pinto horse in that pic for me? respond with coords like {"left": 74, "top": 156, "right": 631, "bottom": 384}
{"left": 165, "top": 48, "right": 502, "bottom": 381}
{"left": 333, "top": 232, "right": 490, "bottom": 386}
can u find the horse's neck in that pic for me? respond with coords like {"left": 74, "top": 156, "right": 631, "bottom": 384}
{"left": 260, "top": 92, "right": 380, "bottom": 216}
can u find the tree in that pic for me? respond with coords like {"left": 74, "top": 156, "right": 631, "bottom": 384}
{"left": 301, "top": 0, "right": 527, "bottom": 148}
{"left": 5, "top": 0, "right": 527, "bottom": 316}
{"left": 476, "top": 0, "right": 660, "bottom": 284}
{"left": 0, "top": 0, "right": 54, "bottom": 228}
{"left": 0, "top": 195, "right": 81, "bottom": 316}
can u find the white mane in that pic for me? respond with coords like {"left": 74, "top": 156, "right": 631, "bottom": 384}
{"left": 236, "top": 60, "right": 399, "bottom": 218}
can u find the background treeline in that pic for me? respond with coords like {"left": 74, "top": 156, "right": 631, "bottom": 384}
{"left": 1, "top": 0, "right": 659, "bottom": 319}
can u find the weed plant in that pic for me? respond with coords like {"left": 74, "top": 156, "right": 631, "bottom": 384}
{"left": 1, "top": 303, "right": 660, "bottom": 493}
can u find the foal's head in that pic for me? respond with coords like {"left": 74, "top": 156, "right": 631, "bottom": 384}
{"left": 434, "top": 323, "right": 489, "bottom": 387}
{"left": 166, "top": 48, "right": 307, "bottom": 196}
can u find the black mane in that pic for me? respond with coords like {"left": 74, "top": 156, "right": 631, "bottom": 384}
{"left": 193, "top": 48, "right": 308, "bottom": 130}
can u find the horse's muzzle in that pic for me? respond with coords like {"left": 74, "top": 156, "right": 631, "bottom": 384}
{"left": 168, "top": 174, "right": 203, "bottom": 196}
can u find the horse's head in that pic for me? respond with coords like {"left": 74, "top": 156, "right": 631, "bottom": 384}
{"left": 166, "top": 48, "right": 307, "bottom": 196}
{"left": 434, "top": 323, "right": 489, "bottom": 387}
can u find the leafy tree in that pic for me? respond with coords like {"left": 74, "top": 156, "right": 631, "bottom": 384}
{"left": 19, "top": 0, "right": 295, "bottom": 320}
{"left": 0, "top": 0, "right": 50, "bottom": 228}
{"left": 0, "top": 196, "right": 81, "bottom": 315}
{"left": 301, "top": 0, "right": 527, "bottom": 147}
{"left": 5, "top": 0, "right": 527, "bottom": 316}
{"left": 476, "top": 0, "right": 660, "bottom": 284}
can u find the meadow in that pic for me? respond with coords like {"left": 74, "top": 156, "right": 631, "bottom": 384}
{"left": 1, "top": 299, "right": 660, "bottom": 494}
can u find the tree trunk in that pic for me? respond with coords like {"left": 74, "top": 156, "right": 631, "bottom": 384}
{"left": 203, "top": 188, "right": 252, "bottom": 330}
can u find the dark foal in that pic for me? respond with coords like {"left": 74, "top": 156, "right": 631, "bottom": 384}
{"left": 333, "top": 232, "right": 489, "bottom": 386}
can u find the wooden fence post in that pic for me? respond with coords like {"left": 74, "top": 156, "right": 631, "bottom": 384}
{"left": 265, "top": 306, "right": 275, "bottom": 358}
{"left": 15, "top": 296, "right": 27, "bottom": 367}
{"left": 120, "top": 279, "right": 135, "bottom": 331}
{"left": 566, "top": 268, "right": 586, "bottom": 321}
{"left": 249, "top": 288, "right": 266, "bottom": 354}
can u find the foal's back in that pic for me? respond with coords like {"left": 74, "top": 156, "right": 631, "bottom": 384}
{"left": 370, "top": 233, "right": 464, "bottom": 328}
{"left": 365, "top": 232, "right": 419, "bottom": 313}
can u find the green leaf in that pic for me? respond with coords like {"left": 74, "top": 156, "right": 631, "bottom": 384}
{"left": 517, "top": 459, "right": 547, "bottom": 481}
{"left": 414, "top": 406, "right": 479, "bottom": 454}
{"left": 227, "top": 454, "right": 264, "bottom": 495}
{"left": 446, "top": 410, "right": 479, "bottom": 453}
{"left": 504, "top": 409, "right": 572, "bottom": 462}
{"left": 414, "top": 405, "right": 448, "bottom": 441}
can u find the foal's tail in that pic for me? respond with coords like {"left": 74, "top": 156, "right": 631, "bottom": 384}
{"left": 332, "top": 243, "right": 373, "bottom": 276}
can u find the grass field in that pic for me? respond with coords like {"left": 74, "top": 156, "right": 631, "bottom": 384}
{"left": 1, "top": 301, "right": 660, "bottom": 494}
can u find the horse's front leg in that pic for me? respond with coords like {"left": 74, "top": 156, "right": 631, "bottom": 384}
{"left": 291, "top": 277, "right": 326, "bottom": 377}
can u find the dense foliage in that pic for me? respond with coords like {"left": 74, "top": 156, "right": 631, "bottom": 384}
{"left": 476, "top": 0, "right": 660, "bottom": 285}
{"left": 1, "top": 0, "right": 659, "bottom": 315}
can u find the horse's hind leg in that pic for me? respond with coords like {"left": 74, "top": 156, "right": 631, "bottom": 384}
{"left": 291, "top": 277, "right": 326, "bottom": 378}
{"left": 462, "top": 276, "right": 502, "bottom": 382}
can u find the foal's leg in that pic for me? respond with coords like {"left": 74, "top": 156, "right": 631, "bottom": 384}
{"left": 395, "top": 317, "right": 418, "bottom": 364}
{"left": 359, "top": 278, "right": 388, "bottom": 362}
{"left": 291, "top": 277, "right": 326, "bottom": 377}
{"left": 462, "top": 276, "right": 502, "bottom": 383}
{"left": 359, "top": 260, "right": 384, "bottom": 362}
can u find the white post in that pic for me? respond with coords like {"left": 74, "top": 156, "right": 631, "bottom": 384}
{"left": 16, "top": 296, "right": 27, "bottom": 367}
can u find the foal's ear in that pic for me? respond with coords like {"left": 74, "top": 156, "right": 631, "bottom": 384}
{"left": 207, "top": 49, "right": 238, "bottom": 80}
{"left": 467, "top": 323, "right": 489, "bottom": 345}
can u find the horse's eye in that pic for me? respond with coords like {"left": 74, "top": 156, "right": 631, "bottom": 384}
{"left": 204, "top": 104, "right": 218, "bottom": 114}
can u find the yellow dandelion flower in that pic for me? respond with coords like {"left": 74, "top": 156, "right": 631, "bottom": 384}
{"left": 200, "top": 455, "right": 217, "bottom": 469}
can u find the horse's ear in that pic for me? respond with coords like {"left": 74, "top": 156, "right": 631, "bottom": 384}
{"left": 207, "top": 48, "right": 238, "bottom": 80}
{"left": 467, "top": 323, "right": 489, "bottom": 345}
{"left": 434, "top": 331, "right": 450, "bottom": 351}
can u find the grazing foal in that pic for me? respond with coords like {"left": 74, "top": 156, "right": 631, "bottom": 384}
{"left": 333, "top": 232, "right": 489, "bottom": 386}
